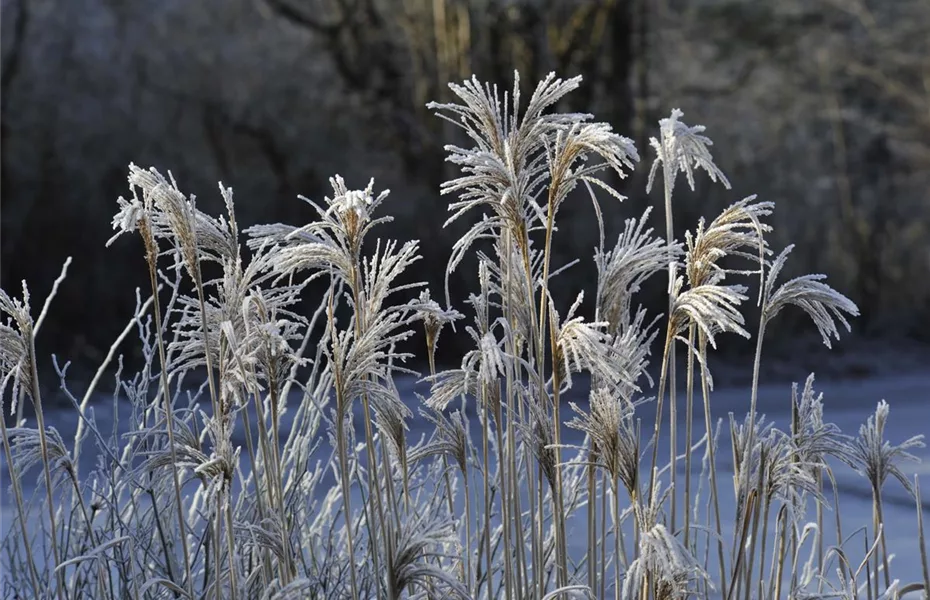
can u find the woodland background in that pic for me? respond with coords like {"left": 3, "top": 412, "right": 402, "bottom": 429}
{"left": 2, "top": 0, "right": 928, "bottom": 374}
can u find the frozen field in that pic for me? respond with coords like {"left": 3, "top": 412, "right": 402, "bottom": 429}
{"left": 2, "top": 370, "right": 929, "bottom": 591}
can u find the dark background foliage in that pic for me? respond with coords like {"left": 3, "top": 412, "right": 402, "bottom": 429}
{"left": 2, "top": 0, "right": 928, "bottom": 375}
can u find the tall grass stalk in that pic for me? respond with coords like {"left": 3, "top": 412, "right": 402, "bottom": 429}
{"left": 0, "top": 391, "right": 41, "bottom": 596}
{"left": 329, "top": 289, "right": 361, "bottom": 600}
{"left": 140, "top": 216, "right": 194, "bottom": 597}
{"left": 2, "top": 70, "right": 926, "bottom": 600}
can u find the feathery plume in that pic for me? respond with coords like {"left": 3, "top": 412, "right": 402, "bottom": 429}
{"left": 566, "top": 388, "right": 643, "bottom": 497}
{"left": 647, "top": 108, "right": 730, "bottom": 196}
{"left": 850, "top": 400, "right": 925, "bottom": 496}
{"left": 595, "top": 207, "right": 679, "bottom": 334}
{"left": 684, "top": 195, "right": 774, "bottom": 292}
{"left": 670, "top": 278, "right": 750, "bottom": 349}
{"left": 550, "top": 292, "right": 619, "bottom": 389}
{"left": 763, "top": 245, "right": 860, "bottom": 348}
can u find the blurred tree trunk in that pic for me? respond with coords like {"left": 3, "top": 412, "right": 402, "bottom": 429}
{"left": 262, "top": 0, "right": 642, "bottom": 315}
{"left": 1, "top": 0, "right": 29, "bottom": 262}
{"left": 262, "top": 0, "right": 640, "bottom": 182}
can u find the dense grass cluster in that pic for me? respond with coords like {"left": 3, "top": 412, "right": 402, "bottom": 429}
{"left": 1, "top": 73, "right": 927, "bottom": 599}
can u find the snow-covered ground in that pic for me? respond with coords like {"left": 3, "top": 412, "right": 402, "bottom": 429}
{"left": 2, "top": 370, "right": 929, "bottom": 591}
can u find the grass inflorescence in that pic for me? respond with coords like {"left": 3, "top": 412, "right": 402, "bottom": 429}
{"left": 1, "top": 72, "right": 926, "bottom": 600}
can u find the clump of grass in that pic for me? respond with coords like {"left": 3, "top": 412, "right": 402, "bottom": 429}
{"left": 1, "top": 71, "right": 926, "bottom": 600}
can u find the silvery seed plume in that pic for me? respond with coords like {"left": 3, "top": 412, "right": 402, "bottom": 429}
{"left": 791, "top": 374, "right": 852, "bottom": 470}
{"left": 0, "top": 321, "right": 29, "bottom": 412}
{"left": 107, "top": 194, "right": 145, "bottom": 243}
{"left": 595, "top": 207, "right": 680, "bottom": 335}
{"left": 850, "top": 400, "right": 925, "bottom": 496}
{"left": 372, "top": 379, "right": 412, "bottom": 467}
{"left": 190, "top": 414, "right": 240, "bottom": 486}
{"left": 410, "top": 406, "right": 469, "bottom": 475}
{"left": 566, "top": 387, "right": 643, "bottom": 498}
{"left": 474, "top": 329, "right": 507, "bottom": 389}
{"left": 550, "top": 291, "right": 623, "bottom": 390}
{"left": 430, "top": 73, "right": 592, "bottom": 287}
{"left": 237, "top": 515, "right": 294, "bottom": 572}
{"left": 270, "top": 176, "right": 391, "bottom": 285}
{"left": 244, "top": 223, "right": 320, "bottom": 250}
{"left": 646, "top": 108, "right": 730, "bottom": 196}
{"left": 609, "top": 307, "right": 660, "bottom": 400}
{"left": 387, "top": 511, "right": 470, "bottom": 598}
{"left": 455, "top": 276, "right": 507, "bottom": 391}
{"left": 171, "top": 254, "right": 304, "bottom": 390}
{"left": 327, "top": 309, "right": 417, "bottom": 421}
{"left": 183, "top": 189, "right": 240, "bottom": 264}
{"left": 6, "top": 426, "right": 73, "bottom": 481}
{"left": 729, "top": 411, "right": 774, "bottom": 503}
{"left": 670, "top": 276, "right": 750, "bottom": 349}
{"left": 170, "top": 290, "right": 227, "bottom": 375}
{"left": 0, "top": 285, "right": 34, "bottom": 409}
{"left": 684, "top": 195, "right": 774, "bottom": 293}
{"left": 412, "top": 289, "right": 464, "bottom": 353}
{"left": 429, "top": 71, "right": 582, "bottom": 219}
{"left": 473, "top": 255, "right": 498, "bottom": 331}
{"left": 168, "top": 295, "right": 236, "bottom": 385}
{"left": 107, "top": 169, "right": 160, "bottom": 248}
{"left": 730, "top": 412, "right": 821, "bottom": 513}
{"left": 133, "top": 415, "right": 211, "bottom": 479}
{"left": 422, "top": 366, "right": 480, "bottom": 412}
{"left": 758, "top": 428, "right": 821, "bottom": 506}
{"left": 358, "top": 239, "right": 424, "bottom": 325}
{"left": 623, "top": 522, "right": 711, "bottom": 600}
{"left": 444, "top": 213, "right": 516, "bottom": 307}
{"left": 543, "top": 119, "right": 639, "bottom": 214}
{"left": 763, "top": 245, "right": 859, "bottom": 348}
{"left": 520, "top": 385, "right": 558, "bottom": 490}
{"left": 624, "top": 479, "right": 711, "bottom": 600}
{"left": 123, "top": 164, "right": 238, "bottom": 269}
{"left": 241, "top": 286, "right": 307, "bottom": 390}
{"left": 259, "top": 578, "right": 316, "bottom": 600}
{"left": 476, "top": 240, "right": 541, "bottom": 345}
{"left": 636, "top": 475, "right": 672, "bottom": 535}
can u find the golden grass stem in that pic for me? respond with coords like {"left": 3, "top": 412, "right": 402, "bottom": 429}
{"left": 0, "top": 402, "right": 41, "bottom": 596}
{"left": 647, "top": 327, "right": 673, "bottom": 504}
{"left": 684, "top": 323, "right": 696, "bottom": 549}
{"left": 916, "top": 476, "right": 930, "bottom": 595}
{"left": 142, "top": 221, "right": 194, "bottom": 598}
{"left": 726, "top": 489, "right": 757, "bottom": 600}
{"left": 494, "top": 393, "right": 515, "bottom": 600}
